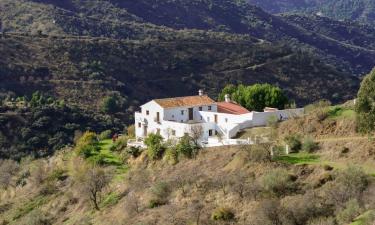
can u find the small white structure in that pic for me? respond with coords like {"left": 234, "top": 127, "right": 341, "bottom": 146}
{"left": 133, "top": 90, "right": 303, "bottom": 146}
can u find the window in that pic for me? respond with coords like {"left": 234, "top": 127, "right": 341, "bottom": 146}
{"left": 199, "top": 106, "right": 203, "bottom": 111}
{"left": 215, "top": 130, "right": 218, "bottom": 135}
{"left": 172, "top": 130, "right": 176, "bottom": 136}
{"left": 138, "top": 122, "right": 141, "bottom": 128}
{"left": 146, "top": 110, "right": 149, "bottom": 115}
{"left": 208, "top": 106, "right": 212, "bottom": 111}
{"left": 181, "top": 110, "right": 184, "bottom": 115}
{"left": 207, "top": 117, "right": 210, "bottom": 122}
{"left": 209, "top": 129, "right": 213, "bottom": 136}
{"left": 200, "top": 116, "right": 203, "bottom": 120}
{"left": 225, "top": 118, "right": 228, "bottom": 123}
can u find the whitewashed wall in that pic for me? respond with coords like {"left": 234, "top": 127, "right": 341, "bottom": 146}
{"left": 163, "top": 104, "right": 217, "bottom": 123}
{"left": 252, "top": 108, "right": 304, "bottom": 127}
{"left": 135, "top": 101, "right": 164, "bottom": 138}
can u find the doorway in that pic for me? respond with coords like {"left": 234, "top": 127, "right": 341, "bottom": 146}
{"left": 188, "top": 108, "right": 194, "bottom": 120}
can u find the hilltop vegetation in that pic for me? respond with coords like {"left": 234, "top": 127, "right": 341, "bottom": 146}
{"left": 1, "top": 0, "right": 375, "bottom": 76}
{"left": 248, "top": 0, "right": 375, "bottom": 26}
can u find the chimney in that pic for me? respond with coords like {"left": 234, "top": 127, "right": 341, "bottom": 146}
{"left": 198, "top": 89, "right": 204, "bottom": 96}
{"left": 225, "top": 94, "right": 231, "bottom": 103}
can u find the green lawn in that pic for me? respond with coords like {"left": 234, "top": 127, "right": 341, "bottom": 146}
{"left": 328, "top": 106, "right": 356, "bottom": 119}
{"left": 273, "top": 152, "right": 321, "bottom": 165}
{"left": 86, "top": 139, "right": 128, "bottom": 174}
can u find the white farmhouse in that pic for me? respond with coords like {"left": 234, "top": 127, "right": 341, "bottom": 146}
{"left": 134, "top": 90, "right": 303, "bottom": 145}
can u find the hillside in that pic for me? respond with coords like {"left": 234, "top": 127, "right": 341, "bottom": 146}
{"left": 1, "top": 0, "right": 375, "bottom": 76}
{"left": 1, "top": 104, "right": 375, "bottom": 225}
{"left": 0, "top": 33, "right": 359, "bottom": 113}
{"left": 247, "top": 0, "right": 375, "bottom": 25}
{"left": 281, "top": 14, "right": 375, "bottom": 51}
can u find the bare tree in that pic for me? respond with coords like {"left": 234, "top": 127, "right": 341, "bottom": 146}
{"left": 0, "top": 159, "right": 19, "bottom": 189}
{"left": 230, "top": 171, "right": 255, "bottom": 199}
{"left": 83, "top": 166, "right": 111, "bottom": 210}
{"left": 171, "top": 173, "right": 191, "bottom": 196}
{"left": 190, "top": 125, "right": 203, "bottom": 147}
{"left": 124, "top": 192, "right": 141, "bottom": 217}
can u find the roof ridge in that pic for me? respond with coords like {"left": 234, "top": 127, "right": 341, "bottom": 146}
{"left": 153, "top": 95, "right": 210, "bottom": 101}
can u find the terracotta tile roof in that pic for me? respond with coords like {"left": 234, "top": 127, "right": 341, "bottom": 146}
{"left": 217, "top": 102, "right": 250, "bottom": 115}
{"left": 154, "top": 95, "right": 216, "bottom": 108}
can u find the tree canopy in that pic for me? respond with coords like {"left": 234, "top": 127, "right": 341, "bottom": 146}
{"left": 355, "top": 68, "right": 375, "bottom": 133}
{"left": 218, "top": 84, "right": 289, "bottom": 112}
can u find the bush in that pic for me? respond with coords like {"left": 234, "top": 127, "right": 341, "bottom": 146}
{"left": 126, "top": 125, "right": 135, "bottom": 138}
{"left": 336, "top": 199, "right": 361, "bottom": 224}
{"left": 302, "top": 137, "right": 319, "bottom": 152}
{"left": 148, "top": 182, "right": 170, "bottom": 208}
{"left": 164, "top": 147, "right": 178, "bottom": 165}
{"left": 98, "top": 130, "right": 112, "bottom": 140}
{"left": 261, "top": 169, "right": 296, "bottom": 196}
{"left": 284, "top": 134, "right": 302, "bottom": 153}
{"left": 144, "top": 134, "right": 164, "bottom": 159}
{"left": 47, "top": 168, "right": 67, "bottom": 182}
{"left": 244, "top": 145, "right": 271, "bottom": 162}
{"left": 176, "top": 135, "right": 195, "bottom": 158}
{"left": 79, "top": 144, "right": 100, "bottom": 158}
{"left": 148, "top": 199, "right": 165, "bottom": 208}
{"left": 151, "top": 181, "right": 170, "bottom": 200}
{"left": 111, "top": 136, "right": 128, "bottom": 152}
{"left": 356, "top": 68, "right": 375, "bottom": 133}
{"left": 76, "top": 131, "right": 98, "bottom": 156}
{"left": 126, "top": 146, "right": 142, "bottom": 158}
{"left": 211, "top": 207, "right": 235, "bottom": 221}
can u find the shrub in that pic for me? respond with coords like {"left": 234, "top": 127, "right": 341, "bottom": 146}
{"left": 356, "top": 68, "right": 375, "bottom": 133}
{"left": 126, "top": 146, "right": 142, "bottom": 158}
{"left": 148, "top": 181, "right": 170, "bottom": 208}
{"left": 79, "top": 144, "right": 100, "bottom": 158}
{"left": 261, "top": 169, "right": 296, "bottom": 196}
{"left": 284, "top": 134, "right": 302, "bottom": 153}
{"left": 98, "top": 130, "right": 112, "bottom": 140}
{"left": 164, "top": 147, "right": 178, "bottom": 165}
{"left": 18, "top": 209, "right": 52, "bottom": 225}
{"left": 211, "top": 207, "right": 235, "bottom": 221}
{"left": 150, "top": 181, "right": 170, "bottom": 200}
{"left": 47, "top": 168, "right": 67, "bottom": 182}
{"left": 126, "top": 125, "right": 135, "bottom": 138}
{"left": 148, "top": 199, "right": 165, "bottom": 208}
{"left": 244, "top": 145, "right": 271, "bottom": 162}
{"left": 75, "top": 132, "right": 97, "bottom": 152}
{"left": 336, "top": 199, "right": 361, "bottom": 224}
{"left": 323, "top": 165, "right": 334, "bottom": 171}
{"left": 176, "top": 135, "right": 195, "bottom": 158}
{"left": 336, "top": 166, "right": 368, "bottom": 192}
{"left": 111, "top": 136, "right": 128, "bottom": 152}
{"left": 341, "top": 147, "right": 350, "bottom": 154}
{"left": 0, "top": 159, "right": 19, "bottom": 189}
{"left": 302, "top": 137, "right": 319, "bottom": 152}
{"left": 144, "top": 134, "right": 164, "bottom": 160}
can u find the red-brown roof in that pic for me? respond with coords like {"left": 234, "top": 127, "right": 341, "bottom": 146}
{"left": 154, "top": 95, "right": 215, "bottom": 108}
{"left": 217, "top": 102, "right": 250, "bottom": 115}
